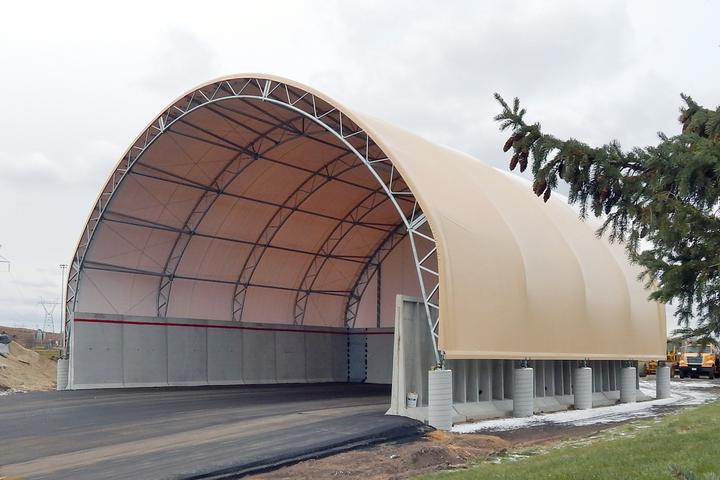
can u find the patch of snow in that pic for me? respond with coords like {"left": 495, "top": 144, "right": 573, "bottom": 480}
{"left": 453, "top": 379, "right": 719, "bottom": 434}
{"left": 0, "top": 388, "right": 26, "bottom": 396}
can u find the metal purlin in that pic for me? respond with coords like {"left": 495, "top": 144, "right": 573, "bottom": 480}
{"left": 231, "top": 150, "right": 375, "bottom": 322}
{"left": 157, "top": 109, "right": 321, "bottom": 317}
{"left": 344, "top": 223, "right": 408, "bottom": 328}
{"left": 293, "top": 189, "right": 398, "bottom": 326}
{"left": 65, "top": 77, "right": 442, "bottom": 363}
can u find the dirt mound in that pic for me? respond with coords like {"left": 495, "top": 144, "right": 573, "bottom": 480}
{"left": 408, "top": 445, "right": 459, "bottom": 469}
{"left": 0, "top": 341, "right": 56, "bottom": 392}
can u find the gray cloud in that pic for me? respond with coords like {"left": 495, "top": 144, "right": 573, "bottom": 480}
{"left": 0, "top": 140, "right": 120, "bottom": 190}
{"left": 139, "top": 28, "right": 223, "bottom": 94}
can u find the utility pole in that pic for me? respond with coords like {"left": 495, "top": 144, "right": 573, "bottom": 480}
{"left": 59, "top": 264, "right": 68, "bottom": 350}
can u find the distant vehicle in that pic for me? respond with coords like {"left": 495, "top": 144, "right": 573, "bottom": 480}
{"left": 643, "top": 343, "right": 681, "bottom": 377}
{"left": 677, "top": 343, "right": 720, "bottom": 379}
{"left": 0, "top": 333, "right": 9, "bottom": 356}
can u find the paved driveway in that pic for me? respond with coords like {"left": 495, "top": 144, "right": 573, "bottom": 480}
{"left": 0, "top": 384, "right": 423, "bottom": 479}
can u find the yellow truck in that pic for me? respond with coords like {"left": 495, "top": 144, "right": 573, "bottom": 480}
{"left": 677, "top": 343, "right": 720, "bottom": 379}
{"left": 641, "top": 340, "right": 681, "bottom": 377}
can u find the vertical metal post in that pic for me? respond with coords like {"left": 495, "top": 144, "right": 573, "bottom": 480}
{"left": 59, "top": 264, "right": 68, "bottom": 351}
{"left": 376, "top": 263, "right": 382, "bottom": 328}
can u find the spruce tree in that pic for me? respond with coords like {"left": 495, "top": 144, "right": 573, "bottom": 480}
{"left": 494, "top": 93, "right": 720, "bottom": 343}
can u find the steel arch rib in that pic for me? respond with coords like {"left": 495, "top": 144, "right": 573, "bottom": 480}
{"left": 231, "top": 149, "right": 361, "bottom": 321}
{"left": 292, "top": 188, "right": 399, "bottom": 326}
{"left": 344, "top": 223, "right": 408, "bottom": 328}
{"left": 65, "top": 77, "right": 441, "bottom": 363}
{"left": 157, "top": 110, "right": 319, "bottom": 317}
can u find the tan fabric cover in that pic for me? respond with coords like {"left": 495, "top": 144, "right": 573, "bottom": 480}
{"left": 75, "top": 74, "right": 666, "bottom": 360}
{"left": 355, "top": 114, "right": 665, "bottom": 360}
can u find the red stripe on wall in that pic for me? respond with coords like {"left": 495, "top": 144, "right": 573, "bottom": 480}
{"left": 74, "top": 318, "right": 394, "bottom": 335}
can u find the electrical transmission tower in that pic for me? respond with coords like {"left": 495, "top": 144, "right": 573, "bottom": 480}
{"left": 39, "top": 298, "right": 60, "bottom": 333}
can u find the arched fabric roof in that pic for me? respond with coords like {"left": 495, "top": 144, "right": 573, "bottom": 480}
{"left": 66, "top": 74, "right": 665, "bottom": 362}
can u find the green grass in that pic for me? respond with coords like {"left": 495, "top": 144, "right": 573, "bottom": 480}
{"left": 422, "top": 401, "right": 720, "bottom": 480}
{"left": 33, "top": 348, "right": 61, "bottom": 360}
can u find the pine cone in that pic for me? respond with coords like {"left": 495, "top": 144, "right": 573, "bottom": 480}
{"left": 543, "top": 187, "right": 551, "bottom": 202}
{"left": 533, "top": 178, "right": 547, "bottom": 196}
{"left": 557, "top": 162, "right": 565, "bottom": 179}
{"left": 503, "top": 132, "right": 524, "bottom": 152}
{"left": 599, "top": 187, "right": 609, "bottom": 202}
{"left": 509, "top": 153, "right": 519, "bottom": 170}
{"left": 503, "top": 136, "right": 514, "bottom": 152}
{"left": 519, "top": 157, "right": 528, "bottom": 172}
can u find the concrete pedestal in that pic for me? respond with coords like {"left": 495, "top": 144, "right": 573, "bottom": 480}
{"left": 573, "top": 366, "right": 592, "bottom": 410}
{"left": 56, "top": 358, "right": 69, "bottom": 390}
{"left": 513, "top": 367, "right": 534, "bottom": 417}
{"left": 656, "top": 364, "right": 671, "bottom": 399}
{"left": 428, "top": 369, "right": 453, "bottom": 430}
{"left": 620, "top": 366, "right": 637, "bottom": 403}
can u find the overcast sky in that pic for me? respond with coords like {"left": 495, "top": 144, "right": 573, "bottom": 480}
{"left": 0, "top": 0, "right": 718, "bottom": 331}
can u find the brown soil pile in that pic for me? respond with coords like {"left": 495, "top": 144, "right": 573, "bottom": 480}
{"left": 253, "top": 430, "right": 510, "bottom": 480}
{"left": 0, "top": 341, "right": 56, "bottom": 392}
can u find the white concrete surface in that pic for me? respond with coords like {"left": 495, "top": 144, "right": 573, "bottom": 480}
{"left": 573, "top": 367, "right": 592, "bottom": 410}
{"left": 56, "top": 358, "right": 69, "bottom": 390}
{"left": 656, "top": 365, "right": 671, "bottom": 399}
{"left": 69, "top": 313, "right": 391, "bottom": 389}
{"left": 620, "top": 366, "right": 637, "bottom": 403}
{"left": 512, "top": 367, "right": 534, "bottom": 417}
{"left": 428, "top": 369, "right": 453, "bottom": 430}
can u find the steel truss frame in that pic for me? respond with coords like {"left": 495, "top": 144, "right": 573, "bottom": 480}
{"left": 293, "top": 189, "right": 396, "bottom": 326}
{"left": 66, "top": 77, "right": 441, "bottom": 362}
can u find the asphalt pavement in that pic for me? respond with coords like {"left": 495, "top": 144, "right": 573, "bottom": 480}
{"left": 0, "top": 383, "right": 424, "bottom": 479}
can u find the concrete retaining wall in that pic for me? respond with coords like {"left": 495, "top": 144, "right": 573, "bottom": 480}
{"left": 69, "top": 313, "right": 393, "bottom": 389}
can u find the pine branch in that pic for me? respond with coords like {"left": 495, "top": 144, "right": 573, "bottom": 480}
{"left": 494, "top": 93, "right": 720, "bottom": 340}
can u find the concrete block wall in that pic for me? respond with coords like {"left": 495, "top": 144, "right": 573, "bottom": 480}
{"left": 69, "top": 313, "right": 392, "bottom": 389}
{"left": 367, "top": 331, "right": 394, "bottom": 384}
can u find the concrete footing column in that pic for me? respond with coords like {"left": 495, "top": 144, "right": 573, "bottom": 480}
{"left": 620, "top": 366, "right": 637, "bottom": 403}
{"left": 656, "top": 364, "right": 671, "bottom": 399}
{"left": 56, "top": 358, "right": 69, "bottom": 391}
{"left": 513, "top": 367, "right": 534, "bottom": 417}
{"left": 573, "top": 366, "right": 592, "bottom": 410}
{"left": 428, "top": 369, "right": 453, "bottom": 430}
